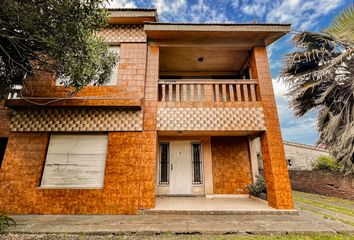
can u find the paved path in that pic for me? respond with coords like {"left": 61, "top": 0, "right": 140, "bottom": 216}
{"left": 3, "top": 210, "right": 354, "bottom": 235}
{"left": 2, "top": 192, "right": 354, "bottom": 235}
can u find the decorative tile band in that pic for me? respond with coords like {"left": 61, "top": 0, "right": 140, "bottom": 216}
{"left": 157, "top": 107, "right": 266, "bottom": 131}
{"left": 98, "top": 24, "right": 146, "bottom": 43}
{"left": 10, "top": 109, "right": 143, "bottom": 132}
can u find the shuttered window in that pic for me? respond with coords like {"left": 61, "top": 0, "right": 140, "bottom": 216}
{"left": 41, "top": 134, "right": 108, "bottom": 189}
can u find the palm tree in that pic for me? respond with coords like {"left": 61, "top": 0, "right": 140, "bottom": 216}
{"left": 281, "top": 5, "right": 354, "bottom": 174}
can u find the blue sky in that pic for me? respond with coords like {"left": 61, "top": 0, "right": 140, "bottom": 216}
{"left": 109, "top": 0, "right": 351, "bottom": 145}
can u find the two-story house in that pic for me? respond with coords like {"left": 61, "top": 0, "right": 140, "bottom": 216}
{"left": 0, "top": 8, "right": 294, "bottom": 214}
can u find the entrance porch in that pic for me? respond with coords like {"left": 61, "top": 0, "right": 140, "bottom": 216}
{"left": 155, "top": 136, "right": 263, "bottom": 198}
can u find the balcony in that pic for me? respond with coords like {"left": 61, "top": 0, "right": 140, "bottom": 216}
{"left": 158, "top": 79, "right": 260, "bottom": 102}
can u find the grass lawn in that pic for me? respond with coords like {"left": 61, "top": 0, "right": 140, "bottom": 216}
{"left": 1, "top": 234, "right": 354, "bottom": 240}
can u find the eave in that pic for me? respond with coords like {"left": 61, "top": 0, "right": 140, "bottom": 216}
{"left": 107, "top": 9, "right": 158, "bottom": 24}
{"left": 144, "top": 22, "right": 291, "bottom": 48}
{"left": 4, "top": 98, "right": 143, "bottom": 110}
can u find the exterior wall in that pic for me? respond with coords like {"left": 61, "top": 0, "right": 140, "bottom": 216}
{"left": 250, "top": 47, "right": 293, "bottom": 209}
{"left": 289, "top": 170, "right": 354, "bottom": 201}
{"left": 284, "top": 142, "right": 329, "bottom": 170}
{"left": 23, "top": 38, "right": 147, "bottom": 100}
{"left": 211, "top": 136, "right": 252, "bottom": 194}
{"left": 0, "top": 131, "right": 156, "bottom": 214}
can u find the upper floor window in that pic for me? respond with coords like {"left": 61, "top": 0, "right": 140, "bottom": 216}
{"left": 56, "top": 46, "right": 120, "bottom": 86}
{"left": 107, "top": 46, "right": 120, "bottom": 86}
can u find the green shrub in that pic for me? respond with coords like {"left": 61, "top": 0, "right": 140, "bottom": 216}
{"left": 0, "top": 214, "right": 15, "bottom": 232}
{"left": 312, "top": 155, "right": 341, "bottom": 172}
{"left": 247, "top": 175, "right": 267, "bottom": 200}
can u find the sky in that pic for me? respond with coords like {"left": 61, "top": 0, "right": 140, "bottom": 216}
{"left": 108, "top": 0, "right": 351, "bottom": 145}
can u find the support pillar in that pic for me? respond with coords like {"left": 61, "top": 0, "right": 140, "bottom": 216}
{"left": 250, "top": 47, "right": 294, "bottom": 209}
{"left": 202, "top": 137, "right": 213, "bottom": 195}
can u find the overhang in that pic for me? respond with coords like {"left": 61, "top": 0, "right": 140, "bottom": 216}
{"left": 144, "top": 22, "right": 291, "bottom": 48}
{"left": 107, "top": 8, "right": 158, "bottom": 24}
{"left": 4, "top": 98, "right": 143, "bottom": 110}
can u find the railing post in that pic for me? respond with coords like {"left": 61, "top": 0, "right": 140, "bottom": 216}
{"left": 250, "top": 84, "right": 256, "bottom": 102}
{"left": 229, "top": 84, "right": 235, "bottom": 102}
{"left": 176, "top": 84, "right": 180, "bottom": 102}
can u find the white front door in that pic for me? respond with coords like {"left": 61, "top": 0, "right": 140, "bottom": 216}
{"left": 169, "top": 141, "right": 192, "bottom": 195}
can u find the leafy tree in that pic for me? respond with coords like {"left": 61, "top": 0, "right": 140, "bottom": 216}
{"left": 0, "top": 0, "right": 117, "bottom": 98}
{"left": 281, "top": 6, "right": 354, "bottom": 174}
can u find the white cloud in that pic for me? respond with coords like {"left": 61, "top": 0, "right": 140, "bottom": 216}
{"left": 107, "top": 0, "right": 136, "bottom": 8}
{"left": 266, "top": 0, "right": 341, "bottom": 30}
{"left": 153, "top": 0, "right": 187, "bottom": 15}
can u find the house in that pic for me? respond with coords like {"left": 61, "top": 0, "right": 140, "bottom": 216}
{"left": 252, "top": 138, "right": 330, "bottom": 171}
{"left": 283, "top": 141, "right": 330, "bottom": 170}
{"left": 0, "top": 8, "right": 294, "bottom": 214}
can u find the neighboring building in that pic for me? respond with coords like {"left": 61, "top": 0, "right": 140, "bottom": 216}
{"left": 283, "top": 141, "right": 330, "bottom": 170}
{"left": 0, "top": 8, "right": 294, "bottom": 214}
{"left": 254, "top": 139, "right": 330, "bottom": 171}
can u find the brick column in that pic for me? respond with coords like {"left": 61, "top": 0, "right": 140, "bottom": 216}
{"left": 250, "top": 47, "right": 294, "bottom": 209}
{"left": 139, "top": 45, "right": 159, "bottom": 209}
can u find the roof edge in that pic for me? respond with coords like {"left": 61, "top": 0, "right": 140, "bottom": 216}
{"left": 144, "top": 22, "right": 291, "bottom": 27}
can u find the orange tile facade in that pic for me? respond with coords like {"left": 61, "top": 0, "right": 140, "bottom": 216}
{"left": 211, "top": 137, "right": 252, "bottom": 194}
{"left": 0, "top": 20, "right": 294, "bottom": 213}
{"left": 0, "top": 131, "right": 155, "bottom": 214}
{"left": 250, "top": 47, "right": 294, "bottom": 209}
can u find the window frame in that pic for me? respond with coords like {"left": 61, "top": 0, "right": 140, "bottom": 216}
{"left": 40, "top": 133, "right": 108, "bottom": 189}
{"left": 55, "top": 45, "right": 120, "bottom": 87}
{"left": 191, "top": 142, "right": 203, "bottom": 185}
{"left": 158, "top": 142, "right": 170, "bottom": 185}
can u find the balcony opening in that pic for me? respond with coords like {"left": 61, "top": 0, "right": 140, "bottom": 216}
{"left": 158, "top": 46, "right": 258, "bottom": 102}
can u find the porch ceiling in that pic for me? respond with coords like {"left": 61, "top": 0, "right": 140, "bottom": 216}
{"left": 159, "top": 46, "right": 249, "bottom": 73}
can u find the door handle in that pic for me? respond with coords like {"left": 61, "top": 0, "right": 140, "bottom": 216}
{"left": 171, "top": 164, "right": 173, "bottom": 171}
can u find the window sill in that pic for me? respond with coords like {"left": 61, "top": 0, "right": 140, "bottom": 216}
{"left": 36, "top": 187, "right": 104, "bottom": 190}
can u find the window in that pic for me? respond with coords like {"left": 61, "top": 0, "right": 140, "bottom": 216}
{"left": 159, "top": 142, "right": 169, "bottom": 184}
{"left": 192, "top": 142, "right": 203, "bottom": 184}
{"left": 55, "top": 46, "right": 120, "bottom": 86}
{"left": 0, "top": 137, "right": 8, "bottom": 168}
{"left": 107, "top": 46, "right": 120, "bottom": 86}
{"left": 287, "top": 158, "right": 293, "bottom": 167}
{"left": 41, "top": 134, "right": 108, "bottom": 188}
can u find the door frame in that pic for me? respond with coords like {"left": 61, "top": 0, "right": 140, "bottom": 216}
{"left": 157, "top": 139, "right": 204, "bottom": 196}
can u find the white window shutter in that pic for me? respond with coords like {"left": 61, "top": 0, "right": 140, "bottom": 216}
{"left": 41, "top": 134, "right": 108, "bottom": 189}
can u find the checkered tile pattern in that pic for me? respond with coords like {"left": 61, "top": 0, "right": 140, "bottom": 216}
{"left": 10, "top": 109, "right": 143, "bottom": 132}
{"left": 98, "top": 25, "right": 146, "bottom": 43}
{"left": 157, "top": 107, "right": 266, "bottom": 131}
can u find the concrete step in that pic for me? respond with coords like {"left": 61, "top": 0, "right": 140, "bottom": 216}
{"left": 142, "top": 209, "right": 299, "bottom": 215}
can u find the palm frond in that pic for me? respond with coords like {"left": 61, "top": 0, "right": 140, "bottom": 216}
{"left": 324, "top": 4, "right": 354, "bottom": 44}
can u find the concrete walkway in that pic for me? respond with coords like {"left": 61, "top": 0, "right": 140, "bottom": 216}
{"left": 3, "top": 192, "right": 354, "bottom": 235}
{"left": 4, "top": 210, "right": 354, "bottom": 235}
{"left": 147, "top": 196, "right": 296, "bottom": 215}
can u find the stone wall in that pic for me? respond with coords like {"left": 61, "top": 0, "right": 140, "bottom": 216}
{"left": 289, "top": 170, "right": 354, "bottom": 200}
{"left": 211, "top": 136, "right": 252, "bottom": 194}
{"left": 0, "top": 131, "right": 156, "bottom": 214}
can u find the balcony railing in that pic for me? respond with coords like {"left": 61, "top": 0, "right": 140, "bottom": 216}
{"left": 158, "top": 79, "right": 260, "bottom": 102}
